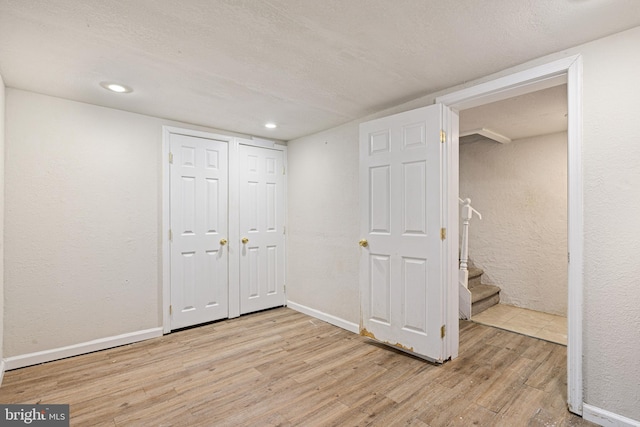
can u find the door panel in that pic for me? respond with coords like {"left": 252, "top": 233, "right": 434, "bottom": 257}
{"left": 370, "top": 254, "right": 391, "bottom": 324}
{"left": 359, "top": 104, "right": 447, "bottom": 362}
{"left": 239, "top": 145, "right": 285, "bottom": 314}
{"left": 170, "top": 133, "right": 229, "bottom": 329}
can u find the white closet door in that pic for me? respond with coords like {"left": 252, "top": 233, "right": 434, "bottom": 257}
{"left": 170, "top": 133, "right": 229, "bottom": 329}
{"left": 239, "top": 145, "right": 286, "bottom": 314}
{"left": 359, "top": 104, "right": 447, "bottom": 362}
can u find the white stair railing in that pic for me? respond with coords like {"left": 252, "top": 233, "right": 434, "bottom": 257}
{"left": 459, "top": 197, "right": 482, "bottom": 288}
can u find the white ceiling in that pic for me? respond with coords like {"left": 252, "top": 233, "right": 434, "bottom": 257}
{"left": 1, "top": 1, "right": 639, "bottom": 141}
{"left": 460, "top": 84, "right": 568, "bottom": 144}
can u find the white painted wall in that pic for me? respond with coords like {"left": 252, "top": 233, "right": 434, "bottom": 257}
{"left": 287, "top": 123, "right": 360, "bottom": 324}
{"left": 460, "top": 132, "right": 567, "bottom": 315}
{"left": 4, "top": 90, "right": 160, "bottom": 357}
{"left": 4, "top": 89, "right": 251, "bottom": 358}
{"left": 578, "top": 28, "right": 640, "bottom": 422}
{"left": 287, "top": 27, "right": 640, "bottom": 421}
{"left": 0, "top": 74, "right": 6, "bottom": 371}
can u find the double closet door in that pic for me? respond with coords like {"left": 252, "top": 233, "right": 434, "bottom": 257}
{"left": 169, "top": 131, "right": 286, "bottom": 330}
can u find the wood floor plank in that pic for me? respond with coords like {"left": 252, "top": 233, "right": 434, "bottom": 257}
{"left": 362, "top": 400, "right": 430, "bottom": 427}
{"left": 0, "top": 308, "right": 595, "bottom": 426}
{"left": 493, "top": 384, "right": 546, "bottom": 427}
{"left": 475, "top": 356, "right": 540, "bottom": 413}
{"left": 385, "top": 364, "right": 443, "bottom": 403}
{"left": 446, "top": 402, "right": 498, "bottom": 427}
{"left": 526, "top": 344, "right": 567, "bottom": 392}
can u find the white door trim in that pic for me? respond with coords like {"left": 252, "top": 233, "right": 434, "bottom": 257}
{"left": 442, "top": 105, "right": 460, "bottom": 360}
{"left": 435, "top": 54, "right": 584, "bottom": 415}
{"left": 162, "top": 126, "right": 235, "bottom": 333}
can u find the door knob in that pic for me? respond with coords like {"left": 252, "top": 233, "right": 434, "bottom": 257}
{"left": 241, "top": 237, "right": 249, "bottom": 244}
{"left": 359, "top": 239, "right": 369, "bottom": 247}
{"left": 220, "top": 238, "right": 228, "bottom": 246}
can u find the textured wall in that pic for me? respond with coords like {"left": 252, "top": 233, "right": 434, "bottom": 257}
{"left": 3, "top": 90, "right": 249, "bottom": 358}
{"left": 460, "top": 132, "right": 568, "bottom": 315}
{"left": 4, "top": 90, "right": 161, "bottom": 356}
{"left": 287, "top": 123, "right": 360, "bottom": 324}
{"left": 580, "top": 28, "right": 640, "bottom": 421}
{"left": 0, "top": 74, "right": 5, "bottom": 364}
{"left": 287, "top": 27, "right": 640, "bottom": 421}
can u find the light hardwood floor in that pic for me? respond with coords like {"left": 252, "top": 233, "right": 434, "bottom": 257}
{"left": 0, "top": 308, "right": 595, "bottom": 426}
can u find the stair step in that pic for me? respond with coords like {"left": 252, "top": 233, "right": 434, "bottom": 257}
{"left": 471, "top": 284, "right": 500, "bottom": 303}
{"left": 471, "top": 284, "right": 501, "bottom": 316}
{"left": 468, "top": 266, "right": 484, "bottom": 288}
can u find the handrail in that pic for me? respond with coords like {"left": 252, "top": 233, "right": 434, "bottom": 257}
{"left": 458, "top": 197, "right": 482, "bottom": 289}
{"left": 458, "top": 197, "right": 482, "bottom": 220}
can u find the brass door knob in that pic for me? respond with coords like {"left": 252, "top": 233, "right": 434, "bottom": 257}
{"left": 241, "top": 237, "right": 249, "bottom": 244}
{"left": 359, "top": 239, "right": 369, "bottom": 247}
{"left": 220, "top": 238, "right": 228, "bottom": 246}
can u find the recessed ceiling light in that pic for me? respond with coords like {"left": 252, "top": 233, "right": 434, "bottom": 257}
{"left": 265, "top": 123, "right": 277, "bottom": 129}
{"left": 100, "top": 81, "right": 133, "bottom": 93}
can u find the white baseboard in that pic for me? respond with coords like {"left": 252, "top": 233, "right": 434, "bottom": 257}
{"left": 4, "top": 327, "right": 164, "bottom": 371}
{"left": 287, "top": 301, "right": 359, "bottom": 334}
{"left": 0, "top": 359, "right": 5, "bottom": 386}
{"left": 583, "top": 404, "right": 640, "bottom": 427}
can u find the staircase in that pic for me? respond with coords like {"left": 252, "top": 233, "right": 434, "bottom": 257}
{"left": 468, "top": 264, "right": 501, "bottom": 316}
{"left": 458, "top": 197, "right": 500, "bottom": 318}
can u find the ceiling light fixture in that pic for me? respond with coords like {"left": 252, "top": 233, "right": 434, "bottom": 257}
{"left": 100, "top": 81, "right": 133, "bottom": 93}
{"left": 265, "top": 123, "right": 277, "bottom": 129}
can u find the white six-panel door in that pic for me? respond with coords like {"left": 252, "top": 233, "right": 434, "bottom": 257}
{"left": 359, "top": 104, "right": 446, "bottom": 362}
{"left": 170, "top": 133, "right": 229, "bottom": 329}
{"left": 239, "top": 144, "right": 286, "bottom": 314}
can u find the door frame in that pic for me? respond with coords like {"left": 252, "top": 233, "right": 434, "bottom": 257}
{"left": 162, "top": 128, "right": 288, "bottom": 332}
{"left": 435, "top": 54, "right": 584, "bottom": 415}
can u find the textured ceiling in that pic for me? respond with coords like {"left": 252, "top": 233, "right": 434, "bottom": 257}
{"left": 460, "top": 84, "right": 568, "bottom": 143}
{"left": 1, "top": 0, "right": 639, "bottom": 140}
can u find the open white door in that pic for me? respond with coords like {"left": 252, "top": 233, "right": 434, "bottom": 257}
{"left": 359, "top": 104, "right": 450, "bottom": 362}
{"left": 239, "top": 144, "right": 286, "bottom": 314}
{"left": 170, "top": 133, "right": 229, "bottom": 330}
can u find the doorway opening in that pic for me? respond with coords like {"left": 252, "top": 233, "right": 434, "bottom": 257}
{"left": 458, "top": 84, "right": 568, "bottom": 346}
{"left": 436, "top": 55, "right": 583, "bottom": 415}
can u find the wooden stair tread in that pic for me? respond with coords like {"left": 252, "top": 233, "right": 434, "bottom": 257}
{"left": 468, "top": 266, "right": 484, "bottom": 279}
{"left": 467, "top": 266, "right": 484, "bottom": 288}
{"left": 471, "top": 284, "right": 501, "bottom": 303}
{"left": 465, "top": 261, "right": 500, "bottom": 316}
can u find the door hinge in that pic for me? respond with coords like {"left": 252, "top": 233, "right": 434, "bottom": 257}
{"left": 282, "top": 166, "right": 286, "bottom": 175}
{"left": 283, "top": 225, "right": 286, "bottom": 235}
{"left": 440, "top": 228, "right": 446, "bottom": 240}
{"left": 568, "top": 252, "right": 570, "bottom": 263}
{"left": 283, "top": 284, "right": 286, "bottom": 293}
{"left": 169, "top": 152, "right": 174, "bottom": 164}
{"left": 169, "top": 229, "right": 173, "bottom": 242}
{"left": 441, "top": 325, "right": 446, "bottom": 338}
{"left": 440, "top": 130, "right": 446, "bottom": 143}
{"left": 169, "top": 305, "right": 173, "bottom": 315}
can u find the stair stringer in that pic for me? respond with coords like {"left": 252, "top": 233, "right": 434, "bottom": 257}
{"left": 459, "top": 269, "right": 472, "bottom": 320}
